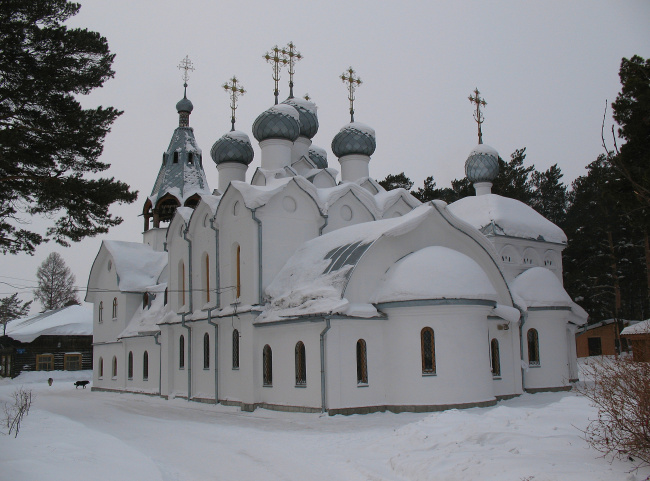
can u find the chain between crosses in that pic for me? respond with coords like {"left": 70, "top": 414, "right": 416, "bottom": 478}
{"left": 264, "top": 45, "right": 287, "bottom": 105}
{"left": 281, "top": 41, "right": 302, "bottom": 99}
{"left": 468, "top": 88, "right": 487, "bottom": 144}
{"left": 223, "top": 76, "right": 245, "bottom": 131}
{"left": 341, "top": 67, "right": 362, "bottom": 123}
{"left": 178, "top": 55, "right": 195, "bottom": 97}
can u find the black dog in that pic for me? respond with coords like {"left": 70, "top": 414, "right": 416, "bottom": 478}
{"left": 74, "top": 380, "right": 90, "bottom": 389}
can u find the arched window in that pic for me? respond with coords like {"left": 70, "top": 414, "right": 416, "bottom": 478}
{"left": 112, "top": 297, "right": 118, "bottom": 318}
{"left": 204, "top": 333, "right": 210, "bottom": 369}
{"left": 143, "top": 351, "right": 149, "bottom": 381}
{"left": 112, "top": 356, "right": 117, "bottom": 378}
{"left": 490, "top": 339, "right": 501, "bottom": 377}
{"left": 356, "top": 339, "right": 368, "bottom": 384}
{"left": 179, "top": 261, "right": 186, "bottom": 307}
{"left": 232, "top": 329, "right": 240, "bottom": 369}
{"left": 527, "top": 328, "right": 540, "bottom": 366}
{"left": 179, "top": 335, "right": 185, "bottom": 369}
{"left": 143, "top": 292, "right": 149, "bottom": 309}
{"left": 263, "top": 344, "right": 272, "bottom": 386}
{"left": 204, "top": 254, "right": 211, "bottom": 304}
{"left": 236, "top": 245, "right": 241, "bottom": 298}
{"left": 421, "top": 327, "right": 436, "bottom": 374}
{"left": 98, "top": 357, "right": 103, "bottom": 378}
{"left": 128, "top": 351, "right": 133, "bottom": 380}
{"left": 164, "top": 288, "right": 168, "bottom": 306}
{"left": 295, "top": 341, "right": 306, "bottom": 386}
{"left": 98, "top": 301, "right": 103, "bottom": 322}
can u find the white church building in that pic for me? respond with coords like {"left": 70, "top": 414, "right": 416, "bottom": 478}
{"left": 86, "top": 60, "right": 587, "bottom": 414}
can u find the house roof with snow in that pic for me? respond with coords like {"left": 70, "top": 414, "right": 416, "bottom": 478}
{"left": 448, "top": 194, "right": 567, "bottom": 244}
{"left": 621, "top": 319, "right": 650, "bottom": 336}
{"left": 5, "top": 305, "right": 93, "bottom": 343}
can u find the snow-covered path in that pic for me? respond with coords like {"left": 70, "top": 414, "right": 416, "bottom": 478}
{"left": 0, "top": 371, "right": 646, "bottom": 481}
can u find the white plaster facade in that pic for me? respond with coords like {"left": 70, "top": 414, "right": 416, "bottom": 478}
{"left": 86, "top": 89, "right": 587, "bottom": 415}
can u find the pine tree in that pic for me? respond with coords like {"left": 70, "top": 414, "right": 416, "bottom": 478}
{"left": 378, "top": 172, "right": 414, "bottom": 191}
{"left": 33, "top": 252, "right": 78, "bottom": 311}
{"left": 531, "top": 164, "right": 568, "bottom": 226}
{"left": 0, "top": 294, "right": 32, "bottom": 336}
{"left": 492, "top": 148, "right": 535, "bottom": 204}
{"left": 0, "top": 0, "right": 137, "bottom": 255}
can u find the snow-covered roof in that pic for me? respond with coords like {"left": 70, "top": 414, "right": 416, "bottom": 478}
{"left": 258, "top": 205, "right": 433, "bottom": 322}
{"left": 119, "top": 284, "right": 175, "bottom": 338}
{"left": 448, "top": 194, "right": 567, "bottom": 244}
{"left": 621, "top": 319, "right": 650, "bottom": 336}
{"left": 511, "top": 267, "right": 572, "bottom": 308}
{"left": 5, "top": 305, "right": 93, "bottom": 343}
{"left": 103, "top": 241, "right": 168, "bottom": 292}
{"left": 370, "top": 246, "right": 498, "bottom": 304}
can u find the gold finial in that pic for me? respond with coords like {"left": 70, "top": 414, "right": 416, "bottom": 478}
{"left": 281, "top": 41, "right": 302, "bottom": 99}
{"left": 263, "top": 45, "right": 287, "bottom": 105}
{"left": 223, "top": 76, "right": 245, "bottom": 131}
{"left": 468, "top": 88, "right": 487, "bottom": 144}
{"left": 178, "top": 55, "right": 195, "bottom": 97}
{"left": 340, "top": 67, "right": 362, "bottom": 123}
{"left": 303, "top": 93, "right": 311, "bottom": 101}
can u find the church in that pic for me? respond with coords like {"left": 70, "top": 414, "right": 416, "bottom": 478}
{"left": 86, "top": 50, "right": 587, "bottom": 415}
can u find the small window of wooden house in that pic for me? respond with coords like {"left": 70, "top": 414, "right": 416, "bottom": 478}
{"left": 64, "top": 353, "right": 82, "bottom": 371}
{"left": 36, "top": 354, "right": 54, "bottom": 371}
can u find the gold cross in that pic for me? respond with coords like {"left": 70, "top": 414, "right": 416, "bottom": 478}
{"left": 281, "top": 41, "right": 302, "bottom": 99}
{"left": 341, "top": 67, "right": 362, "bottom": 122}
{"left": 303, "top": 93, "right": 311, "bottom": 101}
{"left": 223, "top": 76, "right": 245, "bottom": 131}
{"left": 468, "top": 88, "right": 487, "bottom": 144}
{"left": 178, "top": 56, "right": 195, "bottom": 91}
{"left": 263, "top": 45, "right": 287, "bottom": 104}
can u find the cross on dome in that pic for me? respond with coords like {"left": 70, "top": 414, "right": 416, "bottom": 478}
{"left": 468, "top": 88, "right": 487, "bottom": 144}
{"left": 264, "top": 45, "right": 287, "bottom": 105}
{"left": 341, "top": 67, "right": 362, "bottom": 122}
{"left": 178, "top": 55, "right": 195, "bottom": 97}
{"left": 281, "top": 41, "right": 302, "bottom": 99}
{"left": 223, "top": 76, "right": 245, "bottom": 131}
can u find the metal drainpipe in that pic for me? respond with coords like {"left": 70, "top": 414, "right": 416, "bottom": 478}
{"left": 154, "top": 332, "right": 162, "bottom": 396}
{"left": 519, "top": 310, "right": 528, "bottom": 393}
{"left": 318, "top": 214, "right": 329, "bottom": 235}
{"left": 209, "top": 218, "right": 220, "bottom": 309}
{"left": 182, "top": 225, "right": 193, "bottom": 401}
{"left": 320, "top": 316, "right": 331, "bottom": 413}
{"left": 206, "top": 307, "right": 219, "bottom": 404}
{"left": 251, "top": 208, "right": 263, "bottom": 305}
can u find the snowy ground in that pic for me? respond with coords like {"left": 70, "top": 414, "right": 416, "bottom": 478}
{"left": 0, "top": 369, "right": 647, "bottom": 481}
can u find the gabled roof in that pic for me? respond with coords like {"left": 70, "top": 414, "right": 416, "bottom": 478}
{"left": 5, "top": 305, "right": 92, "bottom": 343}
{"left": 448, "top": 194, "right": 567, "bottom": 244}
{"left": 102, "top": 241, "right": 167, "bottom": 292}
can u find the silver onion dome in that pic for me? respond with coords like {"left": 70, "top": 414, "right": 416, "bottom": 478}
{"left": 252, "top": 104, "right": 301, "bottom": 142}
{"left": 331, "top": 122, "right": 376, "bottom": 158}
{"left": 282, "top": 98, "right": 318, "bottom": 139}
{"left": 176, "top": 96, "right": 194, "bottom": 113}
{"left": 465, "top": 144, "right": 499, "bottom": 183}
{"left": 308, "top": 145, "right": 328, "bottom": 169}
{"left": 210, "top": 131, "right": 254, "bottom": 166}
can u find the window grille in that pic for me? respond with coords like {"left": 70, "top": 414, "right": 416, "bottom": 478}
{"left": 421, "top": 327, "right": 436, "bottom": 374}
{"left": 356, "top": 339, "right": 368, "bottom": 384}
{"left": 527, "top": 328, "right": 540, "bottom": 366}
{"left": 232, "top": 330, "right": 240, "bottom": 369}
{"left": 263, "top": 344, "right": 272, "bottom": 386}
{"left": 179, "top": 335, "right": 185, "bottom": 369}
{"left": 295, "top": 341, "right": 306, "bottom": 386}
{"left": 490, "top": 339, "right": 501, "bottom": 377}
{"left": 127, "top": 351, "right": 133, "bottom": 379}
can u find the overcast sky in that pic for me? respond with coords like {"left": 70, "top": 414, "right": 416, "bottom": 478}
{"left": 2, "top": 0, "right": 649, "bottom": 312}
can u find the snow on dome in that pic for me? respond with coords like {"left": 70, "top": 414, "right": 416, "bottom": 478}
{"left": 225, "top": 130, "right": 251, "bottom": 142}
{"left": 210, "top": 130, "right": 254, "bottom": 166}
{"left": 370, "top": 246, "right": 498, "bottom": 304}
{"left": 469, "top": 144, "right": 499, "bottom": 157}
{"left": 103, "top": 241, "right": 168, "bottom": 292}
{"left": 308, "top": 145, "right": 328, "bottom": 169}
{"left": 621, "top": 319, "right": 650, "bottom": 336}
{"left": 331, "top": 122, "right": 377, "bottom": 158}
{"left": 252, "top": 104, "right": 301, "bottom": 142}
{"left": 510, "top": 267, "right": 572, "bottom": 309}
{"left": 448, "top": 194, "right": 567, "bottom": 244}
{"left": 282, "top": 98, "right": 318, "bottom": 139}
{"left": 5, "top": 305, "right": 93, "bottom": 343}
{"left": 465, "top": 143, "right": 499, "bottom": 184}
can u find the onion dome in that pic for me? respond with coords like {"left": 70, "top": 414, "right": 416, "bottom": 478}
{"left": 308, "top": 145, "right": 328, "bottom": 169}
{"left": 176, "top": 96, "right": 194, "bottom": 114}
{"left": 465, "top": 144, "right": 499, "bottom": 183}
{"left": 210, "top": 130, "right": 254, "bottom": 166}
{"left": 282, "top": 98, "right": 318, "bottom": 139}
{"left": 331, "top": 122, "right": 376, "bottom": 158}
{"left": 252, "top": 104, "right": 301, "bottom": 142}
